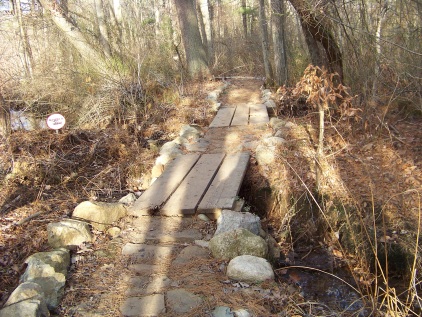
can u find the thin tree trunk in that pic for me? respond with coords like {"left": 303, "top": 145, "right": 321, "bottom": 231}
{"left": 0, "top": 92, "right": 10, "bottom": 140}
{"left": 241, "top": 0, "right": 248, "bottom": 38}
{"left": 16, "top": 0, "right": 34, "bottom": 78}
{"left": 38, "top": 0, "right": 111, "bottom": 75}
{"left": 271, "top": 0, "right": 288, "bottom": 85}
{"left": 259, "top": 0, "right": 274, "bottom": 84}
{"left": 372, "top": 0, "right": 389, "bottom": 101}
{"left": 174, "top": 0, "right": 210, "bottom": 78}
{"left": 199, "top": 0, "right": 213, "bottom": 63}
{"left": 95, "top": 0, "right": 112, "bottom": 58}
{"left": 197, "top": 1, "right": 208, "bottom": 48}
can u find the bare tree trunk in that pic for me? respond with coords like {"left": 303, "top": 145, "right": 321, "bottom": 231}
{"left": 372, "top": 0, "right": 390, "bottom": 101}
{"left": 0, "top": 92, "right": 10, "bottom": 140}
{"left": 241, "top": 0, "right": 248, "bottom": 38}
{"left": 38, "top": 0, "right": 111, "bottom": 75}
{"left": 199, "top": 0, "right": 213, "bottom": 63}
{"left": 95, "top": 0, "right": 112, "bottom": 57}
{"left": 289, "top": 0, "right": 344, "bottom": 82}
{"left": 16, "top": 0, "right": 34, "bottom": 78}
{"left": 259, "top": 0, "right": 274, "bottom": 84}
{"left": 174, "top": 0, "right": 210, "bottom": 78}
{"left": 271, "top": 0, "right": 288, "bottom": 85}
{"left": 197, "top": 1, "right": 208, "bottom": 47}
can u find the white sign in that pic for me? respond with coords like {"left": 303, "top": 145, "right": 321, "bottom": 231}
{"left": 46, "top": 113, "right": 66, "bottom": 130}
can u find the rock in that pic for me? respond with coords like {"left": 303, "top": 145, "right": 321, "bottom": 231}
{"left": 47, "top": 219, "right": 92, "bottom": 248}
{"left": 119, "top": 193, "right": 137, "bottom": 205}
{"left": 264, "top": 100, "right": 276, "bottom": 115}
{"left": 255, "top": 144, "right": 276, "bottom": 165}
{"left": 212, "top": 306, "right": 234, "bottom": 317}
{"left": 179, "top": 125, "right": 203, "bottom": 142}
{"left": 212, "top": 102, "right": 222, "bottom": 111}
{"left": 173, "top": 245, "right": 209, "bottom": 265}
{"left": 20, "top": 248, "right": 70, "bottom": 309}
{"left": 1, "top": 282, "right": 50, "bottom": 317}
{"left": 107, "top": 227, "right": 121, "bottom": 238}
{"left": 72, "top": 201, "right": 127, "bottom": 231}
{"left": 227, "top": 255, "right": 274, "bottom": 283}
{"left": 197, "top": 214, "right": 211, "bottom": 222}
{"left": 209, "top": 228, "right": 268, "bottom": 260}
{"left": 173, "top": 136, "right": 188, "bottom": 145}
{"left": 166, "top": 289, "right": 203, "bottom": 314}
{"left": 156, "top": 142, "right": 182, "bottom": 165}
{"left": 215, "top": 210, "right": 261, "bottom": 236}
{"left": 233, "top": 309, "right": 251, "bottom": 317}
{"left": 125, "top": 275, "right": 171, "bottom": 296}
{"left": 207, "top": 91, "right": 219, "bottom": 101}
{"left": 266, "top": 234, "right": 281, "bottom": 260}
{"left": 0, "top": 300, "right": 48, "bottom": 317}
{"left": 184, "top": 138, "right": 209, "bottom": 152}
{"left": 284, "top": 121, "right": 296, "bottom": 128}
{"left": 120, "top": 294, "right": 165, "bottom": 316}
{"left": 269, "top": 117, "right": 285, "bottom": 129}
{"left": 274, "top": 130, "right": 283, "bottom": 138}
{"left": 194, "top": 240, "right": 210, "bottom": 248}
{"left": 263, "top": 136, "right": 286, "bottom": 147}
{"left": 151, "top": 163, "right": 164, "bottom": 178}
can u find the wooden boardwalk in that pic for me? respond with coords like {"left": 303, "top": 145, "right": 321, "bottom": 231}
{"left": 129, "top": 100, "right": 268, "bottom": 218}
{"left": 129, "top": 153, "right": 250, "bottom": 218}
{"left": 209, "top": 104, "right": 269, "bottom": 128}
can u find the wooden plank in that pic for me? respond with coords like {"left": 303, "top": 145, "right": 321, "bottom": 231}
{"left": 197, "top": 152, "right": 250, "bottom": 216}
{"left": 249, "top": 104, "right": 269, "bottom": 124}
{"left": 128, "top": 154, "right": 200, "bottom": 216}
{"left": 209, "top": 107, "right": 236, "bottom": 128}
{"left": 231, "top": 105, "right": 249, "bottom": 126}
{"left": 161, "top": 153, "right": 225, "bottom": 216}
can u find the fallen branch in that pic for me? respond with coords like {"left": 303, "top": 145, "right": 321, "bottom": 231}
{"left": 12, "top": 211, "right": 44, "bottom": 227}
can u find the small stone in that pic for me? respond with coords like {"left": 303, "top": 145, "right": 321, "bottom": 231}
{"left": 119, "top": 193, "right": 137, "bottom": 205}
{"left": 151, "top": 164, "right": 164, "bottom": 178}
{"left": 167, "top": 289, "right": 203, "bottom": 314}
{"left": 255, "top": 144, "right": 276, "bottom": 165}
{"left": 284, "top": 121, "right": 296, "bottom": 128}
{"left": 197, "top": 214, "right": 211, "bottom": 222}
{"left": 125, "top": 275, "right": 171, "bottom": 296}
{"left": 263, "top": 136, "right": 286, "bottom": 147}
{"left": 227, "top": 255, "right": 274, "bottom": 283}
{"left": 107, "top": 227, "right": 121, "bottom": 238}
{"left": 233, "top": 309, "right": 251, "bottom": 317}
{"left": 47, "top": 219, "right": 92, "bottom": 248}
{"left": 212, "top": 306, "right": 234, "bottom": 317}
{"left": 215, "top": 210, "right": 261, "bottom": 236}
{"left": 209, "top": 228, "right": 268, "bottom": 260}
{"left": 72, "top": 201, "right": 126, "bottom": 231}
{"left": 120, "top": 294, "right": 165, "bottom": 316}
{"left": 194, "top": 240, "right": 210, "bottom": 248}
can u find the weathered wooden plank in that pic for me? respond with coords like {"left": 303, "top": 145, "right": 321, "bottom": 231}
{"left": 209, "top": 107, "right": 236, "bottom": 128}
{"left": 161, "top": 153, "right": 225, "bottom": 216}
{"left": 231, "top": 105, "right": 249, "bottom": 126}
{"left": 128, "top": 154, "right": 200, "bottom": 216}
{"left": 249, "top": 104, "right": 269, "bottom": 124}
{"left": 197, "top": 152, "right": 250, "bottom": 216}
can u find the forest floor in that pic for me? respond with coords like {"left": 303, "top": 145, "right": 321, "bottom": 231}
{"left": 0, "top": 78, "right": 421, "bottom": 316}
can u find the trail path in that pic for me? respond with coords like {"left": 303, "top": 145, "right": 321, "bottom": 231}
{"left": 69, "top": 79, "right": 274, "bottom": 317}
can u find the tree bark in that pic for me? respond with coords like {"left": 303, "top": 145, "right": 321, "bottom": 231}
{"left": 0, "top": 92, "right": 10, "bottom": 139}
{"left": 271, "top": 0, "right": 288, "bottom": 85}
{"left": 38, "top": 0, "right": 112, "bottom": 75}
{"left": 94, "top": 0, "right": 112, "bottom": 57}
{"left": 289, "top": 0, "right": 344, "bottom": 81}
{"left": 241, "top": 0, "right": 248, "bottom": 38}
{"left": 174, "top": 0, "right": 210, "bottom": 79}
{"left": 199, "top": 0, "right": 213, "bottom": 63}
{"left": 259, "top": 0, "right": 274, "bottom": 84}
{"left": 16, "top": 0, "right": 34, "bottom": 77}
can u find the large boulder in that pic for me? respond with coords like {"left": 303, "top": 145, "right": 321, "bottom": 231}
{"left": 215, "top": 210, "right": 261, "bottom": 236}
{"left": 20, "top": 249, "right": 70, "bottom": 309}
{"left": 209, "top": 228, "right": 268, "bottom": 260}
{"left": 0, "top": 282, "right": 50, "bottom": 317}
{"left": 227, "top": 255, "right": 274, "bottom": 283}
{"left": 47, "top": 219, "right": 92, "bottom": 248}
{"left": 72, "top": 201, "right": 126, "bottom": 231}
